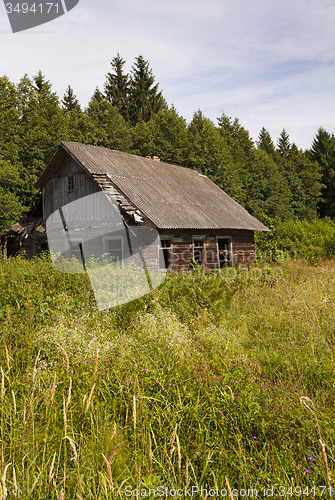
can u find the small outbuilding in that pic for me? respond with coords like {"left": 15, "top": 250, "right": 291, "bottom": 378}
{"left": 7, "top": 141, "right": 268, "bottom": 268}
{"left": 0, "top": 199, "right": 47, "bottom": 259}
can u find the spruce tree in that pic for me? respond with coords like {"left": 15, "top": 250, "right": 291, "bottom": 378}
{"left": 257, "top": 127, "right": 276, "bottom": 156}
{"left": 17, "top": 72, "right": 65, "bottom": 207}
{"left": 61, "top": 87, "right": 88, "bottom": 143}
{"left": 104, "top": 53, "right": 129, "bottom": 118}
{"left": 0, "top": 156, "right": 25, "bottom": 231}
{"left": 128, "top": 55, "right": 165, "bottom": 125}
{"left": 243, "top": 148, "right": 293, "bottom": 219}
{"left": 274, "top": 129, "right": 323, "bottom": 219}
{"left": 287, "top": 144, "right": 323, "bottom": 219}
{"left": 309, "top": 127, "right": 335, "bottom": 217}
{"left": 91, "top": 87, "right": 104, "bottom": 102}
{"left": 186, "top": 110, "right": 244, "bottom": 204}
{"left": 276, "top": 129, "right": 291, "bottom": 157}
{"left": 62, "top": 85, "right": 81, "bottom": 113}
{"left": 0, "top": 76, "right": 20, "bottom": 166}
{"left": 217, "top": 113, "right": 254, "bottom": 169}
{"left": 85, "top": 91, "right": 132, "bottom": 151}
{"left": 131, "top": 106, "right": 188, "bottom": 165}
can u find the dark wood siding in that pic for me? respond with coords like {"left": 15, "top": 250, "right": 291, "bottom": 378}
{"left": 159, "top": 229, "right": 255, "bottom": 271}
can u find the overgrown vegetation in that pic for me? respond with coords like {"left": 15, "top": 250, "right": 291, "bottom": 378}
{"left": 1, "top": 255, "right": 335, "bottom": 497}
{"left": 255, "top": 216, "right": 335, "bottom": 266}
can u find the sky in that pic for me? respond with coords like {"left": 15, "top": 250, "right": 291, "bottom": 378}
{"left": 1, "top": 0, "right": 335, "bottom": 150}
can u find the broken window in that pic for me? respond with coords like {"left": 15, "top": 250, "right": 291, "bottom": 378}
{"left": 193, "top": 238, "right": 204, "bottom": 264}
{"left": 218, "top": 238, "right": 232, "bottom": 267}
{"left": 159, "top": 239, "right": 172, "bottom": 269}
{"left": 104, "top": 237, "right": 123, "bottom": 263}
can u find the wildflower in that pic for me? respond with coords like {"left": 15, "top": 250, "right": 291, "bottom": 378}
{"left": 305, "top": 469, "right": 310, "bottom": 473}
{"left": 252, "top": 436, "right": 257, "bottom": 439}
{"left": 308, "top": 456, "right": 314, "bottom": 461}
{"left": 144, "top": 367, "right": 148, "bottom": 370}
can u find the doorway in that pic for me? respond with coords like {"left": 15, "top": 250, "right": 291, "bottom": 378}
{"left": 218, "top": 238, "right": 232, "bottom": 268}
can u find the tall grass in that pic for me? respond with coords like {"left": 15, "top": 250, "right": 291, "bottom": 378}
{"left": 0, "top": 254, "right": 335, "bottom": 497}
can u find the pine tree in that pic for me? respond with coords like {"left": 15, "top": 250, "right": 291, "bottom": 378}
{"left": 104, "top": 53, "right": 129, "bottom": 118}
{"left": 128, "top": 55, "right": 166, "bottom": 125}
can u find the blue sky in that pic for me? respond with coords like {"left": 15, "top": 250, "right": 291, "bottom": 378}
{"left": 1, "top": 0, "right": 335, "bottom": 150}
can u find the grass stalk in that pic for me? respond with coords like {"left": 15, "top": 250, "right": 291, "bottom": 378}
{"left": 319, "top": 439, "right": 331, "bottom": 487}
{"left": 225, "top": 476, "right": 234, "bottom": 500}
{"left": 84, "top": 384, "right": 95, "bottom": 414}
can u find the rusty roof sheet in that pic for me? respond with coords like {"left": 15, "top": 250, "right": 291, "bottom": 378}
{"left": 39, "top": 141, "right": 269, "bottom": 231}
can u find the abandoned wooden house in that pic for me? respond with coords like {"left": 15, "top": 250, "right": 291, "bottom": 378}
{"left": 3, "top": 141, "right": 269, "bottom": 267}
{"left": 32, "top": 141, "right": 269, "bottom": 270}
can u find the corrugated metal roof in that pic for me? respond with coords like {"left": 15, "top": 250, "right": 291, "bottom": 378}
{"left": 39, "top": 141, "right": 270, "bottom": 232}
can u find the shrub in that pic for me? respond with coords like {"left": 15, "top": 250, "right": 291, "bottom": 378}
{"left": 255, "top": 216, "right": 335, "bottom": 265}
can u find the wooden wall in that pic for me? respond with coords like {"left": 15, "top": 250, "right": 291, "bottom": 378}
{"left": 42, "top": 158, "right": 100, "bottom": 221}
{"left": 160, "top": 229, "right": 255, "bottom": 271}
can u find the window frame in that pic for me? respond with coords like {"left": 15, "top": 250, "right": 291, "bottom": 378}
{"left": 159, "top": 237, "right": 173, "bottom": 270}
{"left": 103, "top": 236, "right": 124, "bottom": 264}
{"left": 68, "top": 175, "right": 74, "bottom": 193}
{"left": 193, "top": 236, "right": 205, "bottom": 265}
{"left": 217, "top": 236, "right": 233, "bottom": 268}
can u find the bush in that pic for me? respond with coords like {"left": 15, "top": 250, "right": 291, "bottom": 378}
{"left": 255, "top": 216, "right": 335, "bottom": 265}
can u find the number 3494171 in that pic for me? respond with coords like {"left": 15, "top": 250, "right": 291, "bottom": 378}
{"left": 5, "top": 3, "right": 60, "bottom": 14}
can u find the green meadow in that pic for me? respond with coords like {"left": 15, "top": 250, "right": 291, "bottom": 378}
{"left": 0, "top": 254, "right": 335, "bottom": 498}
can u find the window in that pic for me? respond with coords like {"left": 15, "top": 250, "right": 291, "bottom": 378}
{"left": 68, "top": 175, "right": 74, "bottom": 193}
{"left": 217, "top": 237, "right": 232, "bottom": 267}
{"left": 193, "top": 238, "right": 204, "bottom": 264}
{"left": 159, "top": 239, "right": 172, "bottom": 269}
{"left": 65, "top": 239, "right": 84, "bottom": 264}
{"left": 104, "top": 237, "right": 123, "bottom": 263}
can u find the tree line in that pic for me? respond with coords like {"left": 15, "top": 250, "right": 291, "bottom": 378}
{"left": 1, "top": 54, "right": 335, "bottom": 232}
